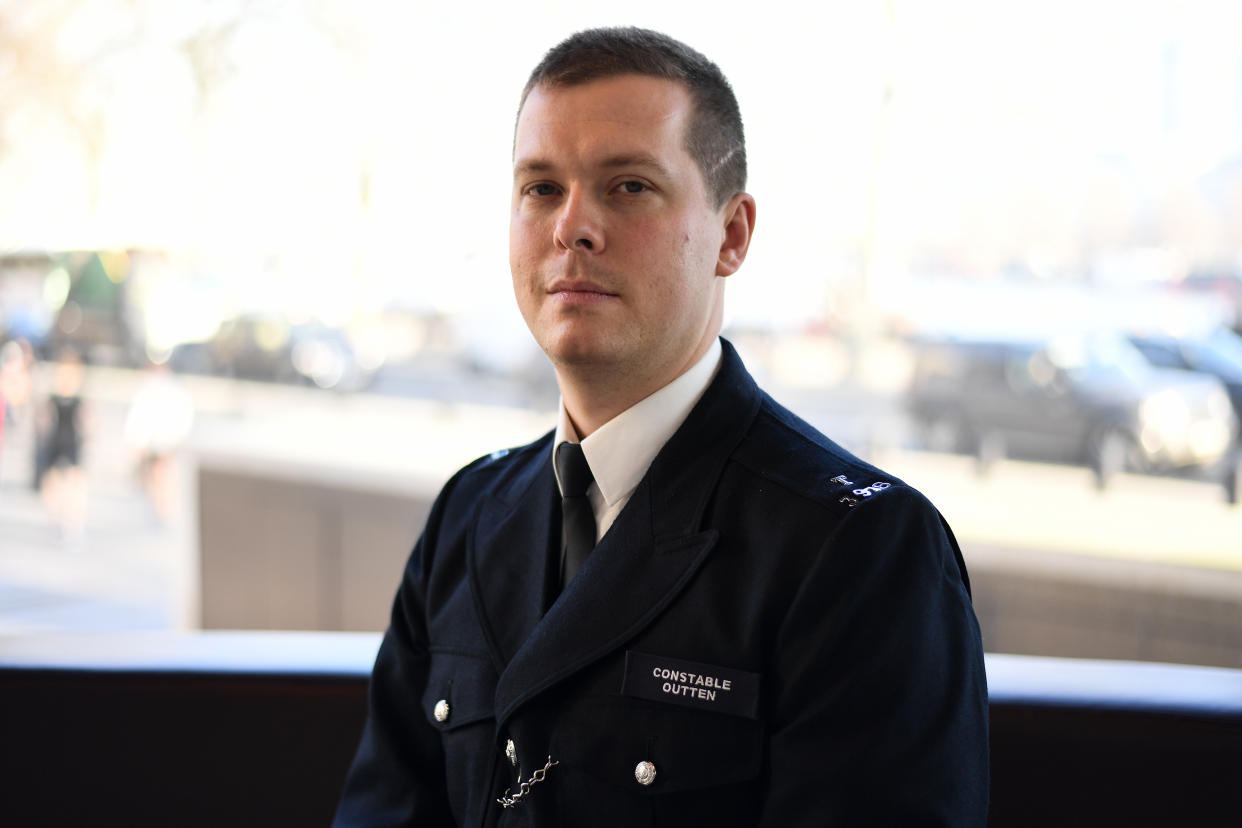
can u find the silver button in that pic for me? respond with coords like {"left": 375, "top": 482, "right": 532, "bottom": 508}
{"left": 433, "top": 699, "right": 450, "bottom": 722}
{"left": 634, "top": 760, "right": 657, "bottom": 786}
{"left": 505, "top": 739, "right": 518, "bottom": 766}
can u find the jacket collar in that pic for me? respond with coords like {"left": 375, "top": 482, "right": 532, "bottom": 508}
{"left": 467, "top": 339, "right": 765, "bottom": 727}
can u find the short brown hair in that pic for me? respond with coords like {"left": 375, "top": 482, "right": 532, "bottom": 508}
{"left": 519, "top": 27, "right": 747, "bottom": 208}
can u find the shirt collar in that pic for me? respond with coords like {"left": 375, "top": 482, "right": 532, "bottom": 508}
{"left": 554, "top": 338, "right": 723, "bottom": 505}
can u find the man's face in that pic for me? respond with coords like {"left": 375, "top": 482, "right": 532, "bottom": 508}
{"left": 510, "top": 74, "right": 732, "bottom": 386}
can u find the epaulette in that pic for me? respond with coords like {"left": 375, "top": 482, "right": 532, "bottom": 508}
{"left": 824, "top": 471, "right": 898, "bottom": 511}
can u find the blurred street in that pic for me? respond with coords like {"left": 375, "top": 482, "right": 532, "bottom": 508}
{"left": 2, "top": 359, "right": 1240, "bottom": 634}
{"left": 0, "top": 377, "right": 194, "bottom": 631}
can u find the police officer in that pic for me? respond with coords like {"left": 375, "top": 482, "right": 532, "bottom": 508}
{"left": 334, "top": 27, "right": 989, "bottom": 827}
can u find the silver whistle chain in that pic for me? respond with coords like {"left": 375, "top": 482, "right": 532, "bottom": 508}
{"left": 497, "top": 756, "right": 559, "bottom": 808}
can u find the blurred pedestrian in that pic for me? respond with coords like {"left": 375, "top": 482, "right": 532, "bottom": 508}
{"left": 124, "top": 361, "right": 194, "bottom": 523}
{"left": 38, "top": 348, "right": 89, "bottom": 544}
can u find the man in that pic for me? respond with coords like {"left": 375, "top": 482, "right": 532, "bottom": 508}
{"left": 334, "top": 27, "right": 988, "bottom": 827}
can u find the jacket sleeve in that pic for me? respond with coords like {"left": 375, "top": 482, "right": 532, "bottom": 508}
{"left": 759, "top": 486, "right": 990, "bottom": 826}
{"left": 332, "top": 495, "right": 457, "bottom": 827}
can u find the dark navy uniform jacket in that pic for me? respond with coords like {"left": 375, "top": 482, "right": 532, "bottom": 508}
{"left": 334, "top": 339, "right": 989, "bottom": 827}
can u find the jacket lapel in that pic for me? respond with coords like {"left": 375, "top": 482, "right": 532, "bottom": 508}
{"left": 468, "top": 436, "right": 560, "bottom": 674}
{"left": 489, "top": 339, "right": 766, "bottom": 727}
{"left": 493, "top": 478, "right": 719, "bottom": 725}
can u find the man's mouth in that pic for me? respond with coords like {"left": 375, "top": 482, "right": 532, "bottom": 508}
{"left": 548, "top": 279, "right": 619, "bottom": 301}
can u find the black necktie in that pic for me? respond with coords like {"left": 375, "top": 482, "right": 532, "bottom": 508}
{"left": 555, "top": 441, "right": 596, "bottom": 586}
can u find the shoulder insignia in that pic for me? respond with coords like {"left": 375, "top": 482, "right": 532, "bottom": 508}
{"left": 829, "top": 473, "right": 892, "bottom": 508}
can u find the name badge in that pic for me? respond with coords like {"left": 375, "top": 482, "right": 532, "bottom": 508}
{"left": 621, "top": 651, "right": 760, "bottom": 719}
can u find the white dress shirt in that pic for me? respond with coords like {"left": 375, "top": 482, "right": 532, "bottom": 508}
{"left": 552, "top": 339, "right": 723, "bottom": 542}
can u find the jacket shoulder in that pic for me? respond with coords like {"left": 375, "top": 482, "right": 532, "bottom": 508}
{"left": 445, "top": 429, "right": 554, "bottom": 501}
{"left": 409, "top": 430, "right": 554, "bottom": 571}
{"left": 732, "top": 392, "right": 971, "bottom": 592}
{"left": 731, "top": 394, "right": 910, "bottom": 515}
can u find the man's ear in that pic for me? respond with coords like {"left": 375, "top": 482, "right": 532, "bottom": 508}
{"left": 716, "top": 192, "right": 756, "bottom": 277}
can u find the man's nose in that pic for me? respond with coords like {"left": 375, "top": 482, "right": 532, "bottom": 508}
{"left": 553, "top": 191, "right": 605, "bottom": 253}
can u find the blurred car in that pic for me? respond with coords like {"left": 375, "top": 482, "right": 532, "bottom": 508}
{"left": 208, "top": 314, "right": 297, "bottom": 382}
{"left": 288, "top": 321, "right": 376, "bottom": 391}
{"left": 1128, "top": 326, "right": 1242, "bottom": 503}
{"left": 1128, "top": 327, "right": 1242, "bottom": 425}
{"left": 907, "top": 332, "right": 1237, "bottom": 487}
{"left": 168, "top": 314, "right": 375, "bottom": 391}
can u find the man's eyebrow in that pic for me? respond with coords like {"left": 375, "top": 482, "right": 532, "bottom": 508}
{"left": 513, "top": 159, "right": 554, "bottom": 178}
{"left": 512, "top": 154, "right": 675, "bottom": 179}
{"left": 598, "top": 153, "right": 673, "bottom": 177}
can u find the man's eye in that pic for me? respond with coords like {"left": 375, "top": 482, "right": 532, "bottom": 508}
{"left": 527, "top": 183, "right": 558, "bottom": 196}
{"left": 617, "top": 181, "right": 647, "bottom": 194}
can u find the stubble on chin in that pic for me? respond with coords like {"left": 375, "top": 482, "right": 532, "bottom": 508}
{"left": 539, "top": 323, "right": 615, "bottom": 369}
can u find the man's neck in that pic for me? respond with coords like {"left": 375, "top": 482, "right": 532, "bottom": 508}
{"left": 558, "top": 369, "right": 666, "bottom": 439}
{"left": 557, "top": 338, "right": 718, "bottom": 438}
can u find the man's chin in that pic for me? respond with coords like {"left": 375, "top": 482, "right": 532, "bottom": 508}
{"left": 540, "top": 333, "right": 627, "bottom": 369}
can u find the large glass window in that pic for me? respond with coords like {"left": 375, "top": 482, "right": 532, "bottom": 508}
{"left": 1, "top": 1, "right": 1239, "bottom": 669}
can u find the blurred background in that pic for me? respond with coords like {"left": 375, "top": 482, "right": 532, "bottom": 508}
{"left": 2, "top": 0, "right": 1240, "bottom": 666}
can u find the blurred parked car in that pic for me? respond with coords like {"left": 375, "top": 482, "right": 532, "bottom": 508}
{"left": 206, "top": 314, "right": 297, "bottom": 383}
{"left": 1128, "top": 326, "right": 1242, "bottom": 503}
{"left": 288, "top": 321, "right": 376, "bottom": 391}
{"left": 907, "top": 332, "right": 1237, "bottom": 488}
{"left": 1128, "top": 327, "right": 1242, "bottom": 424}
{"left": 168, "top": 314, "right": 375, "bottom": 391}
